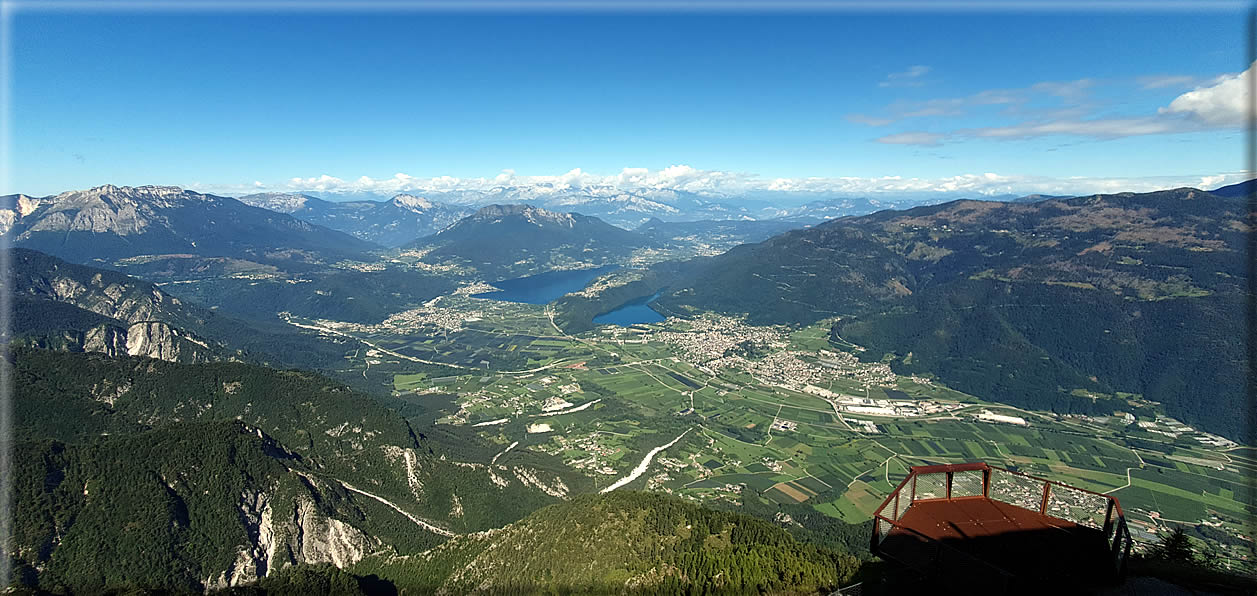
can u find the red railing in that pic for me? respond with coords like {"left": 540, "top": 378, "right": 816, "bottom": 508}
{"left": 870, "top": 462, "right": 1133, "bottom": 589}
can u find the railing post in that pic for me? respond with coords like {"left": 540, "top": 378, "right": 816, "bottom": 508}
{"left": 1102, "top": 499, "right": 1115, "bottom": 538}
{"left": 1039, "top": 482, "right": 1052, "bottom": 515}
{"left": 911, "top": 474, "right": 917, "bottom": 501}
{"left": 1119, "top": 524, "right": 1132, "bottom": 579}
{"left": 982, "top": 467, "right": 991, "bottom": 498}
{"left": 946, "top": 471, "right": 953, "bottom": 500}
{"left": 871, "top": 517, "right": 880, "bottom": 553}
{"left": 1111, "top": 518, "right": 1123, "bottom": 557}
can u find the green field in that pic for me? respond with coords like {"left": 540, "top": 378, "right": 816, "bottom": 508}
{"left": 331, "top": 304, "right": 1255, "bottom": 565}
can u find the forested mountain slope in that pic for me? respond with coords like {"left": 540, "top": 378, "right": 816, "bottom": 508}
{"left": 404, "top": 204, "right": 651, "bottom": 279}
{"left": 8, "top": 349, "right": 572, "bottom": 593}
{"left": 8, "top": 249, "right": 360, "bottom": 370}
{"left": 353, "top": 491, "right": 859, "bottom": 594}
{"left": 652, "top": 188, "right": 1252, "bottom": 440}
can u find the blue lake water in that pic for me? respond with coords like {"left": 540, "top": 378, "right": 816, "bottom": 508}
{"left": 471, "top": 265, "right": 620, "bottom": 304}
{"left": 593, "top": 291, "right": 665, "bottom": 326}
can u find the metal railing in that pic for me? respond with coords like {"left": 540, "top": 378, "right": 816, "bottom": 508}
{"left": 870, "top": 462, "right": 1132, "bottom": 587}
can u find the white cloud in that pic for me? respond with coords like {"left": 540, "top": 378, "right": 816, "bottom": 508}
{"left": 965, "top": 66, "right": 1250, "bottom": 140}
{"left": 849, "top": 79, "right": 1087, "bottom": 128}
{"left": 1160, "top": 61, "right": 1251, "bottom": 127}
{"left": 845, "top": 114, "right": 895, "bottom": 126}
{"left": 288, "top": 174, "right": 348, "bottom": 191}
{"left": 1029, "top": 79, "right": 1095, "bottom": 100}
{"left": 1137, "top": 74, "right": 1203, "bottom": 90}
{"left": 204, "top": 166, "right": 1246, "bottom": 201}
{"left": 879, "top": 65, "right": 931, "bottom": 88}
{"left": 854, "top": 65, "right": 1250, "bottom": 144}
{"left": 874, "top": 131, "right": 944, "bottom": 146}
{"left": 966, "top": 116, "right": 1187, "bottom": 140}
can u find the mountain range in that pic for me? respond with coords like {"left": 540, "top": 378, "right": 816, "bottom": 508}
{"left": 237, "top": 192, "right": 472, "bottom": 247}
{"left": 10, "top": 348, "right": 577, "bottom": 593}
{"left": 0, "top": 185, "right": 377, "bottom": 271}
{"left": 327, "top": 186, "right": 762, "bottom": 229}
{"left": 5, "top": 177, "right": 1254, "bottom": 593}
{"left": 8, "top": 248, "right": 363, "bottom": 370}
{"left": 404, "top": 203, "right": 653, "bottom": 280}
{"left": 639, "top": 187, "right": 1252, "bottom": 441}
{"left": 240, "top": 186, "right": 961, "bottom": 231}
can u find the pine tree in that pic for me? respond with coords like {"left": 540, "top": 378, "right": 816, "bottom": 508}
{"left": 1150, "top": 527, "right": 1196, "bottom": 564}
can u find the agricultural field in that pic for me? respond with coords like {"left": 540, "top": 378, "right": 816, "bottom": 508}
{"left": 292, "top": 288, "right": 1257, "bottom": 573}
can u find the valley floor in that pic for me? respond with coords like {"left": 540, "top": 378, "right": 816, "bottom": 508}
{"left": 285, "top": 284, "right": 1257, "bottom": 576}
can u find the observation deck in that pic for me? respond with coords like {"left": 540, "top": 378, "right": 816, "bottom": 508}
{"left": 870, "top": 462, "right": 1133, "bottom": 593}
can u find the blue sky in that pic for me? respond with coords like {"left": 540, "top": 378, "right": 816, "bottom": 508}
{"left": 6, "top": 7, "right": 1250, "bottom": 198}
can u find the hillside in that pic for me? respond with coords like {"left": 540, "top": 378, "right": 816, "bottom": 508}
{"left": 650, "top": 188, "right": 1252, "bottom": 440}
{"left": 0, "top": 185, "right": 376, "bottom": 269}
{"left": 8, "top": 348, "right": 576, "bottom": 593}
{"left": 636, "top": 217, "right": 806, "bottom": 254}
{"left": 8, "top": 248, "right": 364, "bottom": 370}
{"left": 12, "top": 421, "right": 408, "bottom": 593}
{"left": 1208, "top": 178, "right": 1254, "bottom": 198}
{"left": 758, "top": 196, "right": 924, "bottom": 222}
{"left": 405, "top": 204, "right": 652, "bottom": 279}
{"left": 353, "top": 491, "right": 859, "bottom": 594}
{"left": 238, "top": 192, "right": 471, "bottom": 247}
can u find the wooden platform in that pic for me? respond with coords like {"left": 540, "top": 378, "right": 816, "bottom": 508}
{"left": 882, "top": 497, "right": 1112, "bottom": 587}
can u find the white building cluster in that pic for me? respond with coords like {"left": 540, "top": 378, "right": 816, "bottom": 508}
{"left": 975, "top": 409, "right": 1029, "bottom": 426}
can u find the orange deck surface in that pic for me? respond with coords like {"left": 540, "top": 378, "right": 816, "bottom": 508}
{"left": 883, "top": 497, "right": 1111, "bottom": 583}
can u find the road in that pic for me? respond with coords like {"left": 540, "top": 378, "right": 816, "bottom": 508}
{"left": 285, "top": 314, "right": 596, "bottom": 375}
{"left": 291, "top": 470, "right": 455, "bottom": 537}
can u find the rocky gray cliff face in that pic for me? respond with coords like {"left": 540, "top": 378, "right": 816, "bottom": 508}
{"left": 42, "top": 271, "right": 187, "bottom": 325}
{"left": 31, "top": 321, "right": 216, "bottom": 363}
{"left": 122, "top": 321, "right": 214, "bottom": 362}
{"left": 81, "top": 325, "right": 128, "bottom": 357}
{"left": 5, "top": 185, "right": 193, "bottom": 237}
{"left": 207, "top": 482, "right": 379, "bottom": 590}
{"left": 14, "top": 262, "right": 222, "bottom": 363}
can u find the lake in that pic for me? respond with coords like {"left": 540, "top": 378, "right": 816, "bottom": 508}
{"left": 471, "top": 265, "right": 619, "bottom": 304}
{"left": 593, "top": 291, "right": 665, "bottom": 326}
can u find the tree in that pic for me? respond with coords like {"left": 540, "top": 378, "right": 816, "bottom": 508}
{"left": 1149, "top": 527, "right": 1196, "bottom": 564}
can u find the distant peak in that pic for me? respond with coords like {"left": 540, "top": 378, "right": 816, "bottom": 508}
{"left": 474, "top": 203, "right": 543, "bottom": 217}
{"left": 237, "top": 192, "right": 313, "bottom": 213}
{"left": 470, "top": 203, "right": 576, "bottom": 227}
{"left": 49, "top": 185, "right": 199, "bottom": 204}
{"left": 391, "top": 193, "right": 435, "bottom": 210}
{"left": 87, "top": 184, "right": 186, "bottom": 195}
